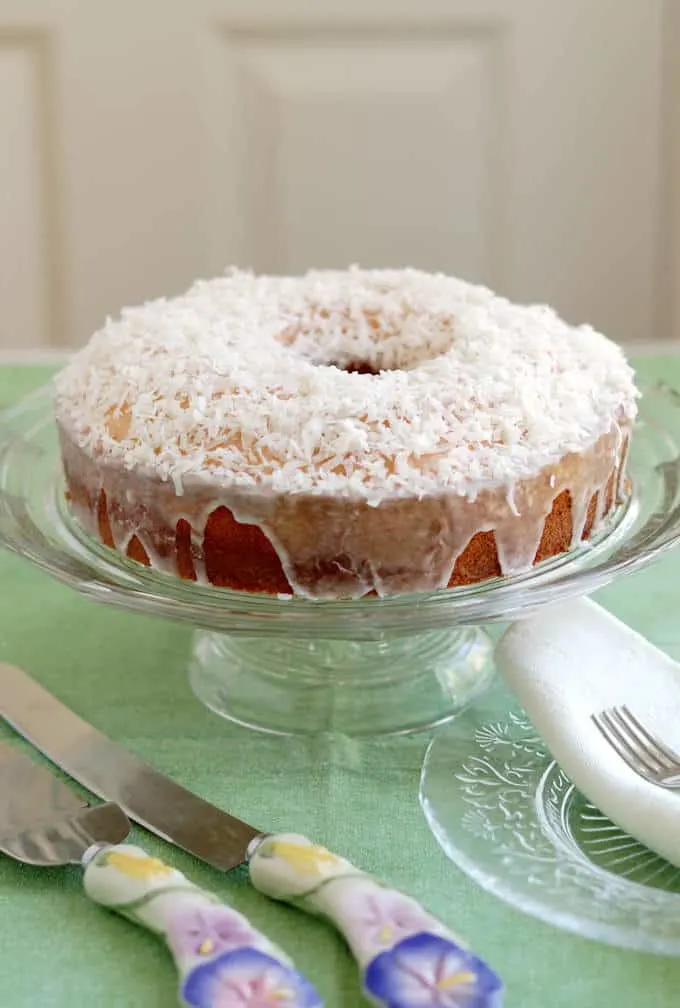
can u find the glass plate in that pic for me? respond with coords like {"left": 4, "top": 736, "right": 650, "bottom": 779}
{"left": 2, "top": 380, "right": 680, "bottom": 736}
{"left": 420, "top": 677, "right": 680, "bottom": 955}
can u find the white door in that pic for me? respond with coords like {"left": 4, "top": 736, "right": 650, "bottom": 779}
{"left": 0, "top": 0, "right": 671, "bottom": 351}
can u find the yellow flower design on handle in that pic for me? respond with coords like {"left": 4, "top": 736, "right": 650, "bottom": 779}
{"left": 104, "top": 850, "right": 175, "bottom": 880}
{"left": 437, "top": 969, "right": 477, "bottom": 990}
{"left": 267, "top": 840, "right": 343, "bottom": 878}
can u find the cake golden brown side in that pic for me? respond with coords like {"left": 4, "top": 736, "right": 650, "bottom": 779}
{"left": 59, "top": 423, "right": 628, "bottom": 598}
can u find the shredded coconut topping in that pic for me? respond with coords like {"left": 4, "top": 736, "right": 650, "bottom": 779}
{"left": 54, "top": 267, "right": 639, "bottom": 502}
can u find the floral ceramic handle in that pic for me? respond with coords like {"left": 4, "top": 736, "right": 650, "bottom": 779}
{"left": 82, "top": 842, "right": 323, "bottom": 1008}
{"left": 248, "top": 833, "right": 503, "bottom": 1007}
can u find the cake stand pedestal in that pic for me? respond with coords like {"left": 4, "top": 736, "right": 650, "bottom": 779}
{"left": 189, "top": 626, "right": 494, "bottom": 736}
{"left": 2, "top": 380, "right": 680, "bottom": 737}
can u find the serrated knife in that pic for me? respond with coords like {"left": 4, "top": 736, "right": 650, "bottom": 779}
{"left": 0, "top": 662, "right": 503, "bottom": 1007}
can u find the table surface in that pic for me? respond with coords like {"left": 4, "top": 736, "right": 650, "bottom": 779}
{"left": 1, "top": 357, "right": 680, "bottom": 1007}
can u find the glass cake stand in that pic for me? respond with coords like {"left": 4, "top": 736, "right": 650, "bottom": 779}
{"left": 1, "top": 380, "right": 680, "bottom": 737}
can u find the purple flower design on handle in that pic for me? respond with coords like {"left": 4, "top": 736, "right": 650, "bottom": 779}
{"left": 364, "top": 933, "right": 502, "bottom": 1008}
{"left": 181, "top": 947, "right": 323, "bottom": 1007}
{"left": 167, "top": 905, "right": 257, "bottom": 960}
{"left": 356, "top": 893, "right": 439, "bottom": 948}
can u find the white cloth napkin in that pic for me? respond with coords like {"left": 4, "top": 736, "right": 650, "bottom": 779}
{"left": 495, "top": 596, "right": 680, "bottom": 867}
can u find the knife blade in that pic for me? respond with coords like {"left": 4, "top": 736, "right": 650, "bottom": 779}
{"left": 0, "top": 661, "right": 259, "bottom": 870}
{"left": 0, "top": 739, "right": 87, "bottom": 844}
{"left": 0, "top": 661, "right": 503, "bottom": 1006}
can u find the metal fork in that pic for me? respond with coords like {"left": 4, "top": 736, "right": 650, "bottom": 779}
{"left": 591, "top": 704, "right": 680, "bottom": 788}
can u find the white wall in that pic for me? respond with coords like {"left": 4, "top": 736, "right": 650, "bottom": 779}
{"left": 0, "top": 0, "right": 675, "bottom": 351}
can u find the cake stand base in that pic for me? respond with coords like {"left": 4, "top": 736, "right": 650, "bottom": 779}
{"left": 188, "top": 626, "right": 496, "bottom": 737}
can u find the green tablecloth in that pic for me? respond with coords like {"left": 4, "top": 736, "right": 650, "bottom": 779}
{"left": 1, "top": 357, "right": 680, "bottom": 1007}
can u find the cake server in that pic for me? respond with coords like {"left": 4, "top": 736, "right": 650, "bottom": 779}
{"left": 0, "top": 661, "right": 503, "bottom": 1007}
{"left": 0, "top": 740, "right": 322, "bottom": 1007}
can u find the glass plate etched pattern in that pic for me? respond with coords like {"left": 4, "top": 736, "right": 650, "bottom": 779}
{"left": 420, "top": 684, "right": 680, "bottom": 955}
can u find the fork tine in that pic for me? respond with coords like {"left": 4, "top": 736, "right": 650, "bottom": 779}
{"left": 617, "top": 705, "right": 680, "bottom": 769}
{"left": 591, "top": 710, "right": 659, "bottom": 779}
{"left": 608, "top": 707, "right": 674, "bottom": 773}
{"left": 602, "top": 708, "right": 669, "bottom": 775}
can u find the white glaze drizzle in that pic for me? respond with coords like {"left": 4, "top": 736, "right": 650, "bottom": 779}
{"left": 59, "top": 422, "right": 627, "bottom": 599}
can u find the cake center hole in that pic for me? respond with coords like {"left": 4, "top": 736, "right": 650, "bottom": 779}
{"left": 334, "top": 361, "right": 383, "bottom": 375}
{"left": 276, "top": 311, "right": 457, "bottom": 373}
